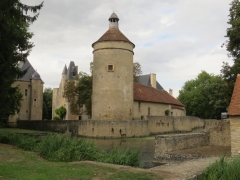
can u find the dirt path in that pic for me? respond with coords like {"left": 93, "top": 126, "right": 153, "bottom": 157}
{"left": 149, "top": 157, "right": 219, "bottom": 180}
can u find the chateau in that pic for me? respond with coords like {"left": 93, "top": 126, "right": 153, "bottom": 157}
{"left": 8, "top": 60, "right": 44, "bottom": 127}
{"left": 52, "top": 13, "right": 185, "bottom": 120}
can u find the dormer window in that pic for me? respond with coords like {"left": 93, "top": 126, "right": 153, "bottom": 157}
{"left": 108, "top": 65, "right": 114, "bottom": 72}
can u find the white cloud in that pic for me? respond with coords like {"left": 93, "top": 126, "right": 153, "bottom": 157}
{"left": 21, "top": 0, "right": 233, "bottom": 98}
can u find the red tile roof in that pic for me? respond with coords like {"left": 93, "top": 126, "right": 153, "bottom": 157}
{"left": 228, "top": 74, "right": 240, "bottom": 116}
{"left": 92, "top": 28, "right": 135, "bottom": 47}
{"left": 134, "top": 83, "right": 184, "bottom": 107}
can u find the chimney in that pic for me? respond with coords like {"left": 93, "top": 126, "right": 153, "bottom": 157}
{"left": 150, "top": 73, "right": 156, "bottom": 89}
{"left": 169, "top": 89, "right": 173, "bottom": 96}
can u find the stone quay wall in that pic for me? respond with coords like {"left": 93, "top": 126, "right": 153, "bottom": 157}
{"left": 204, "top": 119, "right": 230, "bottom": 146}
{"left": 17, "top": 116, "right": 204, "bottom": 138}
{"left": 154, "top": 132, "right": 210, "bottom": 163}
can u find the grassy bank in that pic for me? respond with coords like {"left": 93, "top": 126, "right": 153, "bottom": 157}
{"left": 0, "top": 144, "right": 162, "bottom": 180}
{"left": 0, "top": 133, "right": 140, "bottom": 167}
{"left": 198, "top": 156, "right": 240, "bottom": 180}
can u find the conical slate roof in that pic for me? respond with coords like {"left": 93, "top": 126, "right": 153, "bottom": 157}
{"left": 17, "top": 60, "right": 43, "bottom": 83}
{"left": 109, "top": 12, "right": 119, "bottom": 20}
{"left": 92, "top": 28, "right": 135, "bottom": 47}
{"left": 32, "top": 71, "right": 41, "bottom": 80}
{"left": 62, "top": 65, "right": 67, "bottom": 74}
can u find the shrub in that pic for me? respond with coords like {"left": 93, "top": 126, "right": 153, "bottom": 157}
{"left": 0, "top": 133, "right": 38, "bottom": 151}
{"left": 53, "top": 116, "right": 61, "bottom": 120}
{"left": 0, "top": 133, "right": 140, "bottom": 167}
{"left": 37, "top": 133, "right": 97, "bottom": 162}
{"left": 199, "top": 156, "right": 240, "bottom": 180}
{"left": 55, "top": 106, "right": 66, "bottom": 120}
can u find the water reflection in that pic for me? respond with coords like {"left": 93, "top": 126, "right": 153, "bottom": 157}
{"left": 84, "top": 137, "right": 156, "bottom": 168}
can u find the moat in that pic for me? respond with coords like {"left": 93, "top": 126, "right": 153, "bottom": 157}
{"left": 85, "top": 136, "right": 157, "bottom": 168}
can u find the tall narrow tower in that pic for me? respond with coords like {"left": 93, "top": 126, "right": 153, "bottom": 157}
{"left": 92, "top": 13, "right": 135, "bottom": 120}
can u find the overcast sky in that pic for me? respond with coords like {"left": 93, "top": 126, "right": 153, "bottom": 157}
{"left": 21, "top": 0, "right": 233, "bottom": 97}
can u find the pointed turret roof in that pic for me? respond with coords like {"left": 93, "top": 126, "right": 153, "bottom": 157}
{"left": 92, "top": 13, "right": 135, "bottom": 47}
{"left": 109, "top": 12, "right": 119, "bottom": 20}
{"left": 62, "top": 65, "right": 67, "bottom": 75}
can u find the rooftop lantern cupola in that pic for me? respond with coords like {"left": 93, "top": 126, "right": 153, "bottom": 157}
{"left": 109, "top": 12, "right": 119, "bottom": 29}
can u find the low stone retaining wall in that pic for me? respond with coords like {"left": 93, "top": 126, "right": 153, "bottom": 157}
{"left": 154, "top": 132, "right": 210, "bottom": 163}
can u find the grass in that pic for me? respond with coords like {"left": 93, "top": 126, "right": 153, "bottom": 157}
{"left": 0, "top": 132, "right": 141, "bottom": 167}
{"left": 0, "top": 144, "right": 162, "bottom": 180}
{"left": 197, "top": 156, "right": 240, "bottom": 180}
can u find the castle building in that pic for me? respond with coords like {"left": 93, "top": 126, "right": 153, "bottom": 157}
{"left": 8, "top": 60, "right": 44, "bottom": 127}
{"left": 91, "top": 13, "right": 185, "bottom": 120}
{"left": 52, "top": 61, "right": 90, "bottom": 120}
{"left": 228, "top": 74, "right": 240, "bottom": 156}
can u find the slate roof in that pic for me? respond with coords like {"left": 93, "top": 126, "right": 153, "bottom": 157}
{"left": 66, "top": 61, "right": 77, "bottom": 80}
{"left": 137, "top": 74, "right": 164, "bottom": 91}
{"left": 228, "top": 74, "right": 240, "bottom": 115}
{"left": 62, "top": 65, "right": 67, "bottom": 75}
{"left": 17, "top": 60, "right": 43, "bottom": 83}
{"left": 109, "top": 12, "right": 119, "bottom": 20}
{"left": 134, "top": 83, "right": 184, "bottom": 107}
{"left": 92, "top": 28, "right": 135, "bottom": 47}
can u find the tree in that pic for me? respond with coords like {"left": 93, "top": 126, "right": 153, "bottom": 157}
{"left": 0, "top": 1, "right": 43, "bottom": 120}
{"left": 133, "top": 62, "right": 142, "bottom": 82}
{"left": 178, "top": 71, "right": 229, "bottom": 119}
{"left": 42, "top": 88, "right": 52, "bottom": 120}
{"left": 63, "top": 72, "right": 92, "bottom": 116}
{"left": 54, "top": 106, "right": 66, "bottom": 120}
{"left": 221, "top": 0, "right": 240, "bottom": 106}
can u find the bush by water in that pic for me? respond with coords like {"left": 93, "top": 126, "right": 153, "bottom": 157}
{"left": 0, "top": 133, "right": 140, "bottom": 167}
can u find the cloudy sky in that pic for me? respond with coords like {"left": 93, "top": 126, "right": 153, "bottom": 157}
{"left": 21, "top": 0, "right": 233, "bottom": 97}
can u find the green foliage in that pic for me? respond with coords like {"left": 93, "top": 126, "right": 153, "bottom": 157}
{"left": 98, "top": 148, "right": 140, "bottom": 167}
{"left": 0, "top": 133, "right": 141, "bottom": 167}
{"left": 178, "top": 71, "right": 228, "bottom": 119}
{"left": 64, "top": 72, "right": 92, "bottom": 116}
{"left": 0, "top": 0, "right": 43, "bottom": 120}
{"left": 53, "top": 116, "right": 61, "bottom": 121}
{"left": 37, "top": 133, "right": 97, "bottom": 162}
{"left": 0, "top": 133, "right": 38, "bottom": 151}
{"left": 199, "top": 156, "right": 240, "bottom": 180}
{"left": 133, "top": 62, "right": 143, "bottom": 82}
{"left": 55, "top": 106, "right": 66, "bottom": 120}
{"left": 42, "top": 88, "right": 53, "bottom": 120}
{"left": 0, "top": 144, "right": 159, "bottom": 180}
{"left": 221, "top": 0, "right": 240, "bottom": 108}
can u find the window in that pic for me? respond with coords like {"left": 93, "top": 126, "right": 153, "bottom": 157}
{"left": 79, "top": 116, "right": 82, "bottom": 120}
{"left": 138, "top": 102, "right": 141, "bottom": 111}
{"left": 26, "top": 110, "right": 28, "bottom": 113}
{"left": 25, "top": 89, "right": 28, "bottom": 96}
{"left": 148, "top": 108, "right": 150, "bottom": 116}
{"left": 34, "top": 99, "right": 36, "bottom": 101}
{"left": 108, "top": 65, "right": 114, "bottom": 72}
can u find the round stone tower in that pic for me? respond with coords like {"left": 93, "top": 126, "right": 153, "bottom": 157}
{"left": 92, "top": 12, "right": 135, "bottom": 120}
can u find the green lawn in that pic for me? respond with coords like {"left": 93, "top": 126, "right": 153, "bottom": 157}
{"left": 0, "top": 144, "right": 162, "bottom": 180}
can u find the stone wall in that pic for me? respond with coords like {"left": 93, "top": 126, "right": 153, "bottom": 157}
{"left": 230, "top": 116, "right": 240, "bottom": 156}
{"left": 204, "top": 119, "right": 230, "bottom": 146}
{"left": 154, "top": 132, "right": 210, "bottom": 163}
{"left": 17, "top": 116, "right": 204, "bottom": 138}
{"left": 17, "top": 120, "right": 78, "bottom": 135}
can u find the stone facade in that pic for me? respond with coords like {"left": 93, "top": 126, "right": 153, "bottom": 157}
{"left": 8, "top": 60, "right": 43, "bottom": 127}
{"left": 230, "top": 117, "right": 240, "bottom": 156}
{"left": 52, "top": 61, "right": 90, "bottom": 120}
{"left": 92, "top": 41, "right": 134, "bottom": 120}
